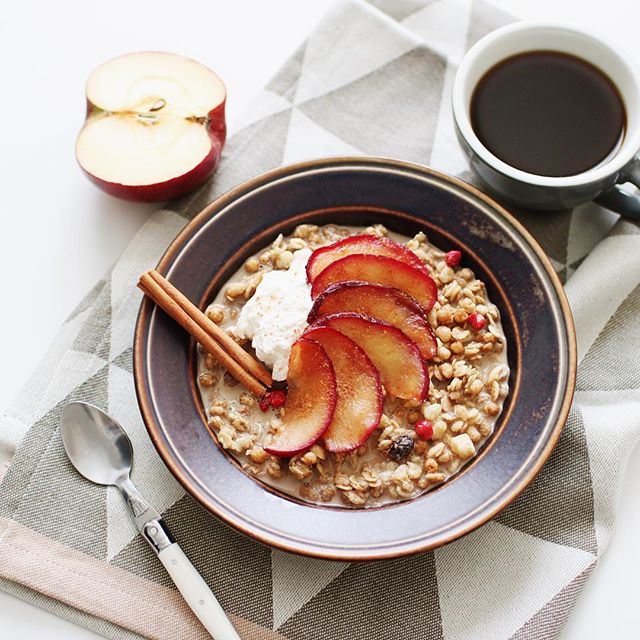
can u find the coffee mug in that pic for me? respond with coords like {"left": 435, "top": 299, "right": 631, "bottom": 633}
{"left": 453, "top": 22, "right": 640, "bottom": 220}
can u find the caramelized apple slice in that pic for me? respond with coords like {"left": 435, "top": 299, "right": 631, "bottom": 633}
{"left": 310, "top": 254, "right": 437, "bottom": 313}
{"left": 315, "top": 312, "right": 429, "bottom": 401}
{"left": 264, "top": 339, "right": 336, "bottom": 457}
{"left": 308, "top": 281, "right": 437, "bottom": 360}
{"left": 306, "top": 234, "right": 427, "bottom": 282}
{"left": 303, "top": 327, "right": 383, "bottom": 452}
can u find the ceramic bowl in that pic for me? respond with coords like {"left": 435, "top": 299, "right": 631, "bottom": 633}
{"left": 133, "top": 157, "right": 576, "bottom": 560}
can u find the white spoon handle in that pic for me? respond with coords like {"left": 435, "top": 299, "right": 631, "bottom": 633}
{"left": 158, "top": 543, "right": 240, "bottom": 639}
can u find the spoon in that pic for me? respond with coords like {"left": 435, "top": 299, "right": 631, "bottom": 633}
{"left": 60, "top": 401, "right": 240, "bottom": 640}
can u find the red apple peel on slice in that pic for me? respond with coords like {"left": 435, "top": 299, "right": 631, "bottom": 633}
{"left": 313, "top": 312, "right": 429, "bottom": 401}
{"left": 76, "top": 52, "right": 226, "bottom": 202}
{"left": 303, "top": 326, "right": 383, "bottom": 453}
{"left": 264, "top": 339, "right": 337, "bottom": 457}
{"left": 310, "top": 254, "right": 438, "bottom": 313}
{"left": 308, "top": 281, "right": 437, "bottom": 360}
{"left": 306, "top": 234, "right": 428, "bottom": 283}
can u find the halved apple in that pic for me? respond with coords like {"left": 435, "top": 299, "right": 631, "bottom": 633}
{"left": 264, "top": 339, "right": 336, "bottom": 457}
{"left": 308, "top": 281, "right": 437, "bottom": 360}
{"left": 310, "top": 254, "right": 438, "bottom": 313}
{"left": 76, "top": 52, "right": 226, "bottom": 202}
{"left": 306, "top": 234, "right": 427, "bottom": 283}
{"left": 303, "top": 326, "right": 383, "bottom": 452}
{"left": 314, "top": 312, "right": 429, "bottom": 401}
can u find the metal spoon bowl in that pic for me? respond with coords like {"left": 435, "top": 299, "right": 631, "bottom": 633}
{"left": 61, "top": 402, "right": 133, "bottom": 487}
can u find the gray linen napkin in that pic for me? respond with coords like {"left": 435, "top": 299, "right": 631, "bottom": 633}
{"left": 1, "top": 1, "right": 639, "bottom": 638}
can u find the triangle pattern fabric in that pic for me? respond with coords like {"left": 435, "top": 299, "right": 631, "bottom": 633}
{"left": 270, "top": 549, "right": 348, "bottom": 630}
{"left": 508, "top": 206, "right": 573, "bottom": 265}
{"left": 10, "top": 430, "right": 108, "bottom": 560}
{"left": 465, "top": 0, "right": 513, "bottom": 48}
{"left": 266, "top": 42, "right": 307, "bottom": 102}
{"left": 436, "top": 521, "right": 596, "bottom": 640}
{"left": 294, "top": 0, "right": 418, "bottom": 105}
{"left": 609, "top": 217, "right": 640, "bottom": 237}
{"left": 402, "top": 0, "right": 474, "bottom": 63}
{"left": 236, "top": 89, "right": 293, "bottom": 132}
{"left": 566, "top": 256, "right": 586, "bottom": 281}
{"left": 65, "top": 278, "right": 107, "bottom": 323}
{"left": 369, "top": 0, "right": 431, "bottom": 22}
{"left": 299, "top": 47, "right": 447, "bottom": 163}
{"left": 496, "top": 406, "right": 598, "bottom": 554}
{"left": 0, "top": 365, "right": 110, "bottom": 556}
{"left": 33, "top": 350, "right": 107, "bottom": 426}
{"left": 578, "top": 283, "right": 640, "bottom": 391}
{"left": 510, "top": 562, "right": 597, "bottom": 640}
{"left": 566, "top": 202, "right": 619, "bottom": 267}
{"left": 108, "top": 209, "right": 187, "bottom": 364}
{"left": 282, "top": 108, "right": 365, "bottom": 164}
{"left": 429, "top": 64, "right": 471, "bottom": 176}
{"left": 111, "top": 346, "right": 133, "bottom": 373}
{"left": 1, "top": 309, "right": 93, "bottom": 450}
{"left": 566, "top": 233, "right": 640, "bottom": 363}
{"left": 72, "top": 280, "right": 112, "bottom": 360}
{"left": 279, "top": 552, "right": 443, "bottom": 639}
{"left": 577, "top": 388, "right": 640, "bottom": 552}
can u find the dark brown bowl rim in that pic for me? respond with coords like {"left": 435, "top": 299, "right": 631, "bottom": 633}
{"left": 133, "top": 156, "right": 577, "bottom": 560}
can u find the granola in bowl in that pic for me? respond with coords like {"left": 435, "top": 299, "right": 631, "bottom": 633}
{"left": 197, "top": 223, "right": 509, "bottom": 507}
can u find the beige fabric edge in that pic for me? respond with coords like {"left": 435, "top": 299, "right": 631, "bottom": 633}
{"left": 0, "top": 516, "right": 287, "bottom": 640}
{"left": 0, "top": 575, "right": 144, "bottom": 640}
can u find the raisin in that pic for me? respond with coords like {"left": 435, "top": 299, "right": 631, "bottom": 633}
{"left": 389, "top": 435, "right": 414, "bottom": 461}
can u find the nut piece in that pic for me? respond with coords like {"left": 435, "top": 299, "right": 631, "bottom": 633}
{"left": 248, "top": 446, "right": 268, "bottom": 464}
{"left": 451, "top": 433, "right": 476, "bottom": 459}
{"left": 207, "top": 415, "right": 224, "bottom": 430}
{"left": 199, "top": 371, "right": 217, "bottom": 387}
{"left": 245, "top": 257, "right": 260, "bottom": 273}
{"left": 206, "top": 305, "right": 225, "bottom": 324}
{"left": 422, "top": 404, "right": 442, "bottom": 421}
{"left": 275, "top": 250, "right": 294, "bottom": 270}
{"left": 225, "top": 283, "right": 245, "bottom": 301}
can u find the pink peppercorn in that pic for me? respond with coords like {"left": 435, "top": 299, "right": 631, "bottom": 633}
{"left": 445, "top": 250, "right": 462, "bottom": 267}
{"left": 415, "top": 419, "right": 434, "bottom": 440}
{"left": 468, "top": 312, "right": 487, "bottom": 330}
{"left": 268, "top": 390, "right": 287, "bottom": 408}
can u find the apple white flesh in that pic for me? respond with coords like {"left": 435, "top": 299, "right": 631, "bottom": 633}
{"left": 76, "top": 52, "right": 226, "bottom": 202}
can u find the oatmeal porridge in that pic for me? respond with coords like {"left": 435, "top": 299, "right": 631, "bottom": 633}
{"left": 197, "top": 223, "right": 509, "bottom": 507}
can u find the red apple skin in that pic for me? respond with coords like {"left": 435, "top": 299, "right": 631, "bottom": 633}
{"left": 303, "top": 326, "right": 383, "bottom": 453}
{"left": 312, "top": 312, "right": 430, "bottom": 401}
{"left": 78, "top": 99, "right": 226, "bottom": 203}
{"left": 264, "top": 339, "right": 337, "bottom": 457}
{"left": 311, "top": 254, "right": 438, "bottom": 313}
{"left": 308, "top": 281, "right": 438, "bottom": 360}
{"left": 306, "top": 234, "right": 428, "bottom": 283}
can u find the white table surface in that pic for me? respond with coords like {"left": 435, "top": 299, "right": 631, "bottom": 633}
{"left": 1, "top": 0, "right": 639, "bottom": 637}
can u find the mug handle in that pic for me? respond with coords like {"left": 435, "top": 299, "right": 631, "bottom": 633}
{"left": 595, "top": 156, "right": 640, "bottom": 220}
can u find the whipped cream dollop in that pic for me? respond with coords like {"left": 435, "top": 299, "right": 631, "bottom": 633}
{"left": 234, "top": 248, "right": 313, "bottom": 381}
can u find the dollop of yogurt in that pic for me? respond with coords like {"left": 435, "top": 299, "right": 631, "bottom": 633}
{"left": 234, "top": 248, "right": 313, "bottom": 381}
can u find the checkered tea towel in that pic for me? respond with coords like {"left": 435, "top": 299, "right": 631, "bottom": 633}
{"left": 1, "top": 1, "right": 639, "bottom": 638}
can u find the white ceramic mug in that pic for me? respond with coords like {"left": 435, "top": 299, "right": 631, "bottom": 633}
{"left": 453, "top": 22, "right": 640, "bottom": 219}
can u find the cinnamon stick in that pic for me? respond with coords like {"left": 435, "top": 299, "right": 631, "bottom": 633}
{"left": 147, "top": 270, "right": 273, "bottom": 387}
{"left": 138, "top": 272, "right": 268, "bottom": 398}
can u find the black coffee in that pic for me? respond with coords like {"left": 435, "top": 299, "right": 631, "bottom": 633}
{"left": 470, "top": 51, "right": 625, "bottom": 177}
